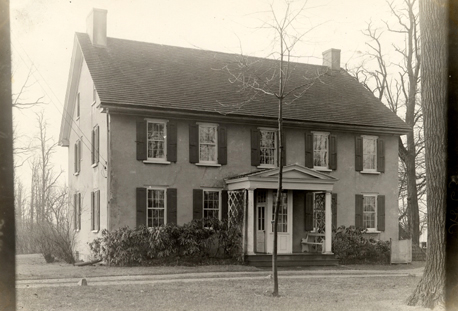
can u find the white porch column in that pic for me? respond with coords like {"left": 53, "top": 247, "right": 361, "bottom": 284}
{"left": 246, "top": 189, "right": 255, "bottom": 255}
{"left": 324, "top": 191, "right": 333, "bottom": 254}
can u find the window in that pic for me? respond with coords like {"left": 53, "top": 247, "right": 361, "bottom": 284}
{"left": 147, "top": 189, "right": 166, "bottom": 227}
{"left": 257, "top": 190, "right": 267, "bottom": 231}
{"left": 203, "top": 190, "right": 221, "bottom": 226}
{"left": 74, "top": 139, "right": 81, "bottom": 174}
{"left": 199, "top": 124, "right": 218, "bottom": 163}
{"left": 91, "top": 125, "right": 99, "bottom": 166}
{"left": 313, "top": 132, "right": 329, "bottom": 169}
{"left": 76, "top": 93, "right": 80, "bottom": 119}
{"left": 313, "top": 192, "right": 326, "bottom": 233}
{"left": 74, "top": 193, "right": 81, "bottom": 231}
{"left": 363, "top": 195, "right": 376, "bottom": 230}
{"left": 147, "top": 121, "right": 167, "bottom": 161}
{"left": 91, "top": 190, "right": 100, "bottom": 231}
{"left": 362, "top": 136, "right": 377, "bottom": 171}
{"left": 260, "top": 129, "right": 276, "bottom": 166}
{"left": 272, "top": 191, "right": 288, "bottom": 232}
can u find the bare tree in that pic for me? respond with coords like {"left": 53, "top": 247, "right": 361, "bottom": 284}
{"left": 407, "top": 0, "right": 447, "bottom": 307}
{"left": 348, "top": 0, "right": 424, "bottom": 245}
{"left": 222, "top": 0, "right": 326, "bottom": 296}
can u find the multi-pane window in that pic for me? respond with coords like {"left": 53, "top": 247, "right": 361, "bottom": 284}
{"left": 313, "top": 192, "right": 326, "bottom": 233}
{"left": 257, "top": 191, "right": 267, "bottom": 231}
{"left": 147, "top": 121, "right": 166, "bottom": 160}
{"left": 74, "top": 193, "right": 81, "bottom": 231}
{"left": 203, "top": 190, "right": 220, "bottom": 220}
{"left": 92, "top": 125, "right": 99, "bottom": 165}
{"left": 272, "top": 191, "right": 288, "bottom": 232}
{"left": 313, "top": 133, "right": 329, "bottom": 168}
{"left": 363, "top": 195, "right": 376, "bottom": 229}
{"left": 260, "top": 129, "right": 276, "bottom": 166}
{"left": 91, "top": 190, "right": 100, "bottom": 231}
{"left": 363, "top": 136, "right": 377, "bottom": 171}
{"left": 147, "top": 189, "right": 165, "bottom": 227}
{"left": 199, "top": 124, "right": 217, "bottom": 163}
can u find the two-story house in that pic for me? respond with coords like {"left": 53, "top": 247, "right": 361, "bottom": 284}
{"left": 59, "top": 9, "right": 409, "bottom": 264}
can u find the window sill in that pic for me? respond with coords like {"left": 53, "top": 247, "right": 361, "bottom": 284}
{"left": 314, "top": 167, "right": 332, "bottom": 172}
{"left": 360, "top": 171, "right": 381, "bottom": 175}
{"left": 143, "top": 160, "right": 171, "bottom": 165}
{"left": 73, "top": 172, "right": 80, "bottom": 176}
{"left": 91, "top": 163, "right": 98, "bottom": 168}
{"left": 364, "top": 230, "right": 381, "bottom": 234}
{"left": 91, "top": 230, "right": 100, "bottom": 233}
{"left": 196, "top": 163, "right": 221, "bottom": 167}
{"left": 257, "top": 164, "right": 276, "bottom": 169}
{"left": 92, "top": 101, "right": 96, "bottom": 106}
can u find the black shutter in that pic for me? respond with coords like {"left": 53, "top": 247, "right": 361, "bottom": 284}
{"left": 78, "top": 140, "right": 81, "bottom": 172}
{"left": 136, "top": 188, "right": 147, "bottom": 228}
{"left": 355, "top": 136, "right": 363, "bottom": 172}
{"left": 78, "top": 193, "right": 81, "bottom": 230}
{"left": 305, "top": 192, "right": 314, "bottom": 231}
{"left": 91, "top": 191, "right": 95, "bottom": 230}
{"left": 251, "top": 129, "right": 260, "bottom": 166}
{"left": 281, "top": 131, "right": 286, "bottom": 166}
{"left": 193, "top": 189, "right": 203, "bottom": 220}
{"left": 377, "top": 195, "right": 385, "bottom": 231}
{"left": 332, "top": 193, "right": 337, "bottom": 229}
{"left": 355, "top": 194, "right": 363, "bottom": 228}
{"left": 218, "top": 126, "right": 227, "bottom": 165}
{"left": 96, "top": 190, "right": 100, "bottom": 231}
{"left": 329, "top": 135, "right": 337, "bottom": 170}
{"left": 305, "top": 132, "right": 313, "bottom": 168}
{"left": 91, "top": 129, "right": 94, "bottom": 165}
{"left": 167, "top": 188, "right": 177, "bottom": 225}
{"left": 189, "top": 124, "right": 199, "bottom": 163}
{"left": 95, "top": 126, "right": 99, "bottom": 164}
{"left": 74, "top": 193, "right": 77, "bottom": 229}
{"left": 74, "top": 143, "right": 78, "bottom": 173}
{"left": 221, "top": 190, "right": 228, "bottom": 220}
{"left": 136, "top": 120, "right": 147, "bottom": 161}
{"left": 167, "top": 121, "right": 177, "bottom": 163}
{"left": 377, "top": 139, "right": 385, "bottom": 173}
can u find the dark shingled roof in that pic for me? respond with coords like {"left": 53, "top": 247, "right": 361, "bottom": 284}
{"left": 76, "top": 32, "right": 409, "bottom": 131}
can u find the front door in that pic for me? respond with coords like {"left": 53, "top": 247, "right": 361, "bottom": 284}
{"left": 256, "top": 205, "right": 266, "bottom": 253}
{"left": 266, "top": 190, "right": 293, "bottom": 254}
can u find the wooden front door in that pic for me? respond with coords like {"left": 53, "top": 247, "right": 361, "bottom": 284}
{"left": 266, "top": 190, "right": 292, "bottom": 254}
{"left": 256, "top": 205, "right": 266, "bottom": 253}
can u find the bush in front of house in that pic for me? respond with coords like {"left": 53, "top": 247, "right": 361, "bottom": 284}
{"left": 332, "top": 225, "right": 390, "bottom": 265}
{"left": 89, "top": 219, "right": 243, "bottom": 266}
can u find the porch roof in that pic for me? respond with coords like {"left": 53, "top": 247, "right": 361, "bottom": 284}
{"left": 225, "top": 164, "right": 338, "bottom": 192}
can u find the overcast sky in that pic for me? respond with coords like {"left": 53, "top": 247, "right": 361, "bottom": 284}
{"left": 9, "top": 0, "right": 402, "bottom": 184}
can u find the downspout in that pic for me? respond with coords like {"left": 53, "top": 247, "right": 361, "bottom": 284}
{"left": 106, "top": 110, "right": 111, "bottom": 230}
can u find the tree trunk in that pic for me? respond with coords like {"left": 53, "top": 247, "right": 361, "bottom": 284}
{"left": 407, "top": 0, "right": 447, "bottom": 307}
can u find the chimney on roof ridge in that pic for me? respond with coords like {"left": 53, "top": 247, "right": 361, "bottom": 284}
{"left": 87, "top": 8, "right": 107, "bottom": 47}
{"left": 322, "top": 48, "right": 341, "bottom": 71}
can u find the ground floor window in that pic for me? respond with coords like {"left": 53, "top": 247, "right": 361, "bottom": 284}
{"left": 363, "top": 195, "right": 376, "bottom": 229}
{"left": 313, "top": 192, "right": 326, "bottom": 233}
{"left": 203, "top": 190, "right": 220, "bottom": 220}
{"left": 147, "top": 189, "right": 165, "bottom": 227}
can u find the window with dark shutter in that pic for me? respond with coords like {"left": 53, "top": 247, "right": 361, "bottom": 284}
{"left": 136, "top": 188, "right": 147, "bottom": 228}
{"left": 167, "top": 121, "right": 177, "bottom": 162}
{"left": 329, "top": 135, "right": 337, "bottom": 170}
{"left": 221, "top": 190, "right": 228, "bottom": 220}
{"left": 305, "top": 132, "right": 313, "bottom": 168}
{"left": 251, "top": 129, "right": 260, "bottom": 166}
{"left": 305, "top": 192, "right": 314, "bottom": 231}
{"left": 136, "top": 120, "right": 147, "bottom": 161}
{"left": 355, "top": 194, "right": 363, "bottom": 228}
{"left": 377, "top": 195, "right": 385, "bottom": 231}
{"left": 189, "top": 124, "right": 199, "bottom": 164}
{"left": 166, "top": 188, "right": 177, "bottom": 224}
{"left": 355, "top": 137, "right": 363, "bottom": 172}
{"left": 218, "top": 126, "right": 227, "bottom": 165}
{"left": 92, "top": 125, "right": 99, "bottom": 166}
{"left": 193, "top": 189, "right": 203, "bottom": 220}
{"left": 332, "top": 193, "right": 337, "bottom": 229}
{"left": 377, "top": 139, "right": 385, "bottom": 173}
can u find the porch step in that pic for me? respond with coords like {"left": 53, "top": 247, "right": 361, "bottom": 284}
{"left": 246, "top": 253, "right": 339, "bottom": 267}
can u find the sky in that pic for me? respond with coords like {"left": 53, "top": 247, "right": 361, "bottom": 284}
{"left": 9, "top": 0, "right": 404, "bottom": 186}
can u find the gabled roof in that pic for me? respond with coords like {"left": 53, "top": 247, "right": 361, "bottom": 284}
{"left": 60, "top": 33, "right": 409, "bottom": 145}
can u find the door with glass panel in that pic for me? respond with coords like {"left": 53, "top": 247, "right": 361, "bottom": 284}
{"left": 256, "top": 190, "right": 267, "bottom": 253}
{"left": 266, "top": 190, "right": 292, "bottom": 254}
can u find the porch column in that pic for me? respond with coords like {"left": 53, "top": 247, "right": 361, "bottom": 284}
{"left": 246, "top": 189, "right": 255, "bottom": 255}
{"left": 324, "top": 191, "right": 333, "bottom": 254}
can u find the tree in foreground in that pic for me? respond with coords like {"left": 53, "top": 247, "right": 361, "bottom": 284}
{"left": 222, "top": 0, "right": 326, "bottom": 296}
{"left": 407, "top": 0, "right": 446, "bottom": 308}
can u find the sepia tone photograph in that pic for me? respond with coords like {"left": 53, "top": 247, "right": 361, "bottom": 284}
{"left": 1, "top": 0, "right": 456, "bottom": 310}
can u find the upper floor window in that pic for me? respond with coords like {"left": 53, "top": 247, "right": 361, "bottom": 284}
{"left": 147, "top": 121, "right": 167, "bottom": 161}
{"left": 362, "top": 136, "right": 377, "bottom": 171}
{"left": 199, "top": 124, "right": 218, "bottom": 163}
{"left": 260, "top": 129, "right": 276, "bottom": 166}
{"left": 313, "top": 132, "right": 329, "bottom": 169}
{"left": 355, "top": 135, "right": 384, "bottom": 173}
{"left": 74, "top": 139, "right": 81, "bottom": 174}
{"left": 91, "top": 125, "right": 99, "bottom": 166}
{"left": 76, "top": 93, "right": 80, "bottom": 119}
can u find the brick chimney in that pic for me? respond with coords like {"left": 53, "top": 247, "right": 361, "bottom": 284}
{"left": 322, "top": 49, "right": 341, "bottom": 71}
{"left": 87, "top": 8, "right": 107, "bottom": 47}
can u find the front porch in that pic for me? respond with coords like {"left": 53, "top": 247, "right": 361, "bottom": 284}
{"left": 225, "top": 164, "right": 339, "bottom": 266}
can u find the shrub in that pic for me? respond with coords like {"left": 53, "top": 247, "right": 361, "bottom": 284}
{"left": 89, "top": 219, "right": 243, "bottom": 266}
{"left": 332, "top": 225, "right": 390, "bottom": 264}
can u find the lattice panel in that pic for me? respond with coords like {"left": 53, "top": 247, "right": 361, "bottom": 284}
{"left": 228, "top": 190, "right": 246, "bottom": 229}
{"left": 314, "top": 193, "right": 326, "bottom": 234}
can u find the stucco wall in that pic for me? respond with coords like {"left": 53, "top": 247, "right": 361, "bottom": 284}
{"left": 67, "top": 60, "right": 108, "bottom": 259}
{"left": 109, "top": 114, "right": 399, "bottom": 243}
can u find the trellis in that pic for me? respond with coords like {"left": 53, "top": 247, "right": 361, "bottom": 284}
{"left": 228, "top": 190, "right": 246, "bottom": 230}
{"left": 313, "top": 192, "right": 326, "bottom": 235}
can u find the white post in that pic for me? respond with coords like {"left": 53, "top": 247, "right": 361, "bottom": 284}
{"left": 324, "top": 191, "right": 333, "bottom": 254}
{"left": 246, "top": 189, "right": 255, "bottom": 255}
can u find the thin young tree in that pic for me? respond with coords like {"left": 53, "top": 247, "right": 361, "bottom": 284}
{"left": 407, "top": 0, "right": 447, "bottom": 307}
{"left": 222, "top": 0, "right": 326, "bottom": 296}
